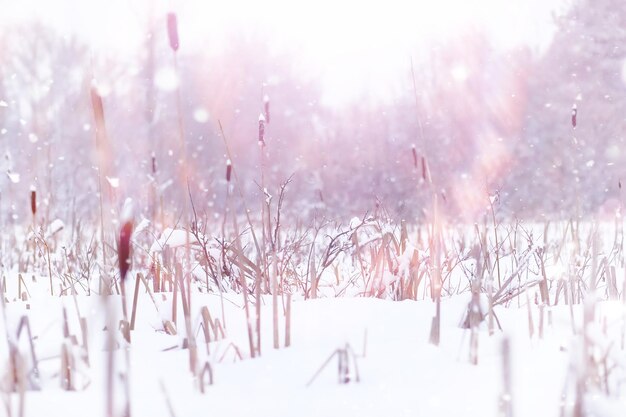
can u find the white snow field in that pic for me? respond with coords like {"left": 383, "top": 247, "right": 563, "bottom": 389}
{"left": 2, "top": 220, "right": 626, "bottom": 417}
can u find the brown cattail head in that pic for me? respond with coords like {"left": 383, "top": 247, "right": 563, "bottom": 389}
{"left": 571, "top": 103, "right": 577, "bottom": 128}
{"left": 263, "top": 95, "right": 270, "bottom": 124}
{"left": 226, "top": 159, "right": 232, "bottom": 182}
{"left": 258, "top": 113, "right": 266, "bottom": 146}
{"left": 151, "top": 152, "right": 157, "bottom": 174}
{"left": 118, "top": 199, "right": 134, "bottom": 281}
{"left": 421, "top": 156, "right": 432, "bottom": 184}
{"left": 30, "top": 185, "right": 36, "bottom": 217}
{"left": 411, "top": 145, "right": 418, "bottom": 169}
{"left": 119, "top": 221, "right": 133, "bottom": 281}
{"left": 90, "top": 85, "right": 105, "bottom": 133}
{"left": 167, "top": 12, "right": 179, "bottom": 52}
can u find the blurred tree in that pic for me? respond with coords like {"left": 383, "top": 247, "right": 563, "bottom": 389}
{"left": 0, "top": 23, "right": 93, "bottom": 222}
{"left": 506, "top": 0, "right": 626, "bottom": 218}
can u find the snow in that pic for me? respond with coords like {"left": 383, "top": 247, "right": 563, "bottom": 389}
{"left": 193, "top": 108, "right": 209, "bottom": 123}
{"left": 149, "top": 228, "right": 199, "bottom": 253}
{"left": 5, "top": 291, "right": 624, "bottom": 417}
{"left": 133, "top": 217, "right": 150, "bottom": 237}
{"left": 155, "top": 67, "right": 179, "bottom": 92}
{"left": 0, "top": 2, "right": 623, "bottom": 415}
{"left": 121, "top": 198, "right": 134, "bottom": 222}
{"left": 45, "top": 219, "right": 64, "bottom": 238}
{"left": 2, "top": 219, "right": 626, "bottom": 417}
{"left": 106, "top": 176, "right": 120, "bottom": 189}
{"left": 6, "top": 170, "right": 20, "bottom": 183}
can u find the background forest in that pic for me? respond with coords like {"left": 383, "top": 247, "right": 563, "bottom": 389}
{"left": 0, "top": 0, "right": 624, "bottom": 225}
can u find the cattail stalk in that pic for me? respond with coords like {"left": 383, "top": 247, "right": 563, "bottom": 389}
{"left": 217, "top": 121, "right": 264, "bottom": 287}
{"left": 167, "top": 10, "right": 192, "bottom": 321}
{"left": 29, "top": 185, "right": 37, "bottom": 290}
{"left": 263, "top": 95, "right": 270, "bottom": 124}
{"left": 90, "top": 85, "right": 110, "bottom": 295}
{"left": 231, "top": 215, "right": 256, "bottom": 358}
{"left": 118, "top": 203, "right": 134, "bottom": 341}
{"left": 257, "top": 112, "right": 269, "bottom": 355}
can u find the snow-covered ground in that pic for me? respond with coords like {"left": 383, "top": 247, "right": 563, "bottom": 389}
{"left": 3, "top": 219, "right": 626, "bottom": 417}
{"left": 3, "top": 290, "right": 626, "bottom": 417}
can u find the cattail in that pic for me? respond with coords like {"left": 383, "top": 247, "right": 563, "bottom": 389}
{"left": 30, "top": 185, "right": 36, "bottom": 217}
{"left": 118, "top": 199, "right": 134, "bottom": 282}
{"left": 421, "top": 156, "right": 431, "bottom": 183}
{"left": 167, "top": 12, "right": 179, "bottom": 52}
{"left": 90, "top": 85, "right": 105, "bottom": 133}
{"left": 151, "top": 152, "right": 157, "bottom": 175}
{"left": 263, "top": 95, "right": 270, "bottom": 124}
{"left": 226, "top": 159, "right": 232, "bottom": 182}
{"left": 119, "top": 222, "right": 133, "bottom": 281}
{"left": 258, "top": 113, "right": 266, "bottom": 146}
{"left": 571, "top": 103, "right": 577, "bottom": 128}
{"left": 411, "top": 145, "right": 418, "bottom": 168}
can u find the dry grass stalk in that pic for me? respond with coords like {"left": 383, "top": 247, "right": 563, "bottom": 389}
{"left": 622, "top": 273, "right": 626, "bottom": 350}
{"left": 14, "top": 316, "right": 39, "bottom": 389}
{"left": 130, "top": 273, "right": 141, "bottom": 330}
{"left": 199, "top": 306, "right": 224, "bottom": 349}
{"left": 468, "top": 278, "right": 481, "bottom": 365}
{"left": 163, "top": 320, "right": 177, "bottom": 336}
{"left": 104, "top": 293, "right": 118, "bottom": 417}
{"left": 217, "top": 121, "right": 263, "bottom": 274}
{"left": 488, "top": 193, "right": 502, "bottom": 289}
{"left": 537, "top": 246, "right": 551, "bottom": 305}
{"left": 218, "top": 342, "right": 244, "bottom": 363}
{"left": 176, "top": 263, "right": 197, "bottom": 373}
{"left": 198, "top": 361, "right": 213, "bottom": 393}
{"left": 159, "top": 380, "right": 177, "bottom": 417}
{"left": 60, "top": 342, "right": 74, "bottom": 390}
{"left": 309, "top": 244, "right": 317, "bottom": 299}
{"left": 199, "top": 307, "right": 212, "bottom": 349}
{"left": 306, "top": 344, "right": 360, "bottom": 387}
{"left": 89, "top": 84, "right": 110, "bottom": 295}
{"left": 7, "top": 348, "right": 26, "bottom": 417}
{"left": 607, "top": 263, "right": 618, "bottom": 300}
{"left": 272, "top": 246, "right": 279, "bottom": 349}
{"left": 499, "top": 336, "right": 514, "bottom": 417}
{"left": 80, "top": 317, "right": 90, "bottom": 366}
{"left": 538, "top": 304, "right": 545, "bottom": 340}
{"left": 525, "top": 290, "right": 534, "bottom": 339}
{"left": 153, "top": 261, "right": 161, "bottom": 293}
{"left": 487, "top": 275, "right": 495, "bottom": 336}
{"left": 171, "top": 271, "right": 178, "bottom": 326}
{"left": 119, "top": 320, "right": 131, "bottom": 344}
{"left": 231, "top": 215, "right": 257, "bottom": 358}
{"left": 214, "top": 319, "right": 225, "bottom": 339}
{"left": 284, "top": 293, "right": 291, "bottom": 348}
{"left": 62, "top": 306, "right": 70, "bottom": 338}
